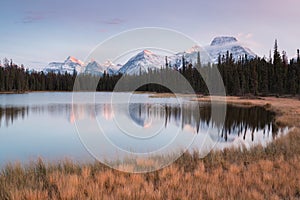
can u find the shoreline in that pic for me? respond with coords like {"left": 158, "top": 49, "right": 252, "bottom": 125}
{"left": 1, "top": 91, "right": 298, "bottom": 128}
{"left": 194, "top": 95, "right": 300, "bottom": 128}
{"left": 150, "top": 93, "right": 300, "bottom": 128}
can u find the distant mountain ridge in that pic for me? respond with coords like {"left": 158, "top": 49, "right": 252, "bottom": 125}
{"left": 206, "top": 36, "right": 256, "bottom": 63}
{"left": 210, "top": 36, "right": 238, "bottom": 46}
{"left": 118, "top": 50, "right": 165, "bottom": 75}
{"left": 43, "top": 36, "right": 256, "bottom": 75}
{"left": 43, "top": 56, "right": 85, "bottom": 74}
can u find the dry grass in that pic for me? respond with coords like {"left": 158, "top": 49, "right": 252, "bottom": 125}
{"left": 148, "top": 92, "right": 202, "bottom": 98}
{"left": 1, "top": 97, "right": 300, "bottom": 199}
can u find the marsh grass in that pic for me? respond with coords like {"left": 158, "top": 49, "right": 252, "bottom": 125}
{"left": 1, "top": 128, "right": 300, "bottom": 200}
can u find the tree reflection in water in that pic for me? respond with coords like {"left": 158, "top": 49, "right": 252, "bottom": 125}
{"left": 0, "top": 103, "right": 277, "bottom": 142}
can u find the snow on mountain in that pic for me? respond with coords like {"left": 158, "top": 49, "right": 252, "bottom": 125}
{"left": 66, "top": 56, "right": 84, "bottom": 66}
{"left": 169, "top": 36, "right": 256, "bottom": 67}
{"left": 166, "top": 36, "right": 256, "bottom": 68}
{"left": 116, "top": 36, "right": 256, "bottom": 74}
{"left": 186, "top": 45, "right": 202, "bottom": 53}
{"left": 43, "top": 36, "right": 257, "bottom": 76}
{"left": 44, "top": 56, "right": 84, "bottom": 74}
{"left": 118, "top": 50, "right": 165, "bottom": 75}
{"left": 84, "top": 60, "right": 122, "bottom": 76}
{"left": 210, "top": 36, "right": 238, "bottom": 46}
{"left": 44, "top": 56, "right": 122, "bottom": 76}
{"left": 205, "top": 36, "right": 256, "bottom": 63}
{"left": 102, "top": 60, "right": 122, "bottom": 75}
{"left": 84, "top": 61, "right": 106, "bottom": 76}
{"left": 168, "top": 49, "right": 210, "bottom": 70}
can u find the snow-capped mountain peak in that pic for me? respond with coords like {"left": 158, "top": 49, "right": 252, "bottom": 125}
{"left": 102, "top": 60, "right": 122, "bottom": 74}
{"left": 102, "top": 60, "right": 121, "bottom": 69}
{"left": 210, "top": 36, "right": 238, "bottom": 46}
{"left": 84, "top": 60, "right": 122, "bottom": 75}
{"left": 206, "top": 36, "right": 256, "bottom": 63}
{"left": 135, "top": 49, "right": 155, "bottom": 59}
{"left": 186, "top": 45, "right": 201, "bottom": 53}
{"left": 103, "top": 60, "right": 115, "bottom": 67}
{"left": 65, "top": 56, "right": 84, "bottom": 66}
{"left": 43, "top": 56, "right": 84, "bottom": 74}
{"left": 118, "top": 50, "right": 165, "bottom": 75}
{"left": 84, "top": 60, "right": 106, "bottom": 75}
{"left": 142, "top": 49, "right": 153, "bottom": 55}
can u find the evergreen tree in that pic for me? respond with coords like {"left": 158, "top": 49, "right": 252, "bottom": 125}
{"left": 165, "top": 56, "right": 169, "bottom": 68}
{"left": 196, "top": 51, "right": 201, "bottom": 70}
{"left": 182, "top": 55, "right": 186, "bottom": 73}
{"left": 273, "top": 40, "right": 284, "bottom": 95}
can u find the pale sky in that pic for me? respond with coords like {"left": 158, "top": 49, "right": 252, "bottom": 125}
{"left": 0, "top": 0, "right": 299, "bottom": 69}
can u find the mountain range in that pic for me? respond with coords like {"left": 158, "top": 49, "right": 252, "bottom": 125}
{"left": 43, "top": 36, "right": 256, "bottom": 76}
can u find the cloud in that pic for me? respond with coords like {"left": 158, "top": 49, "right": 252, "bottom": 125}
{"left": 237, "top": 33, "right": 261, "bottom": 48}
{"left": 237, "top": 33, "right": 253, "bottom": 40}
{"left": 20, "top": 11, "right": 45, "bottom": 24}
{"left": 100, "top": 18, "right": 125, "bottom": 25}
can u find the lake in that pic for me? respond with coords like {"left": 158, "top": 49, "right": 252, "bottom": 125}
{"left": 0, "top": 92, "right": 288, "bottom": 168}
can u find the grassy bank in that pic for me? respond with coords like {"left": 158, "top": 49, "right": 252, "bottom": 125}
{"left": 1, "top": 97, "right": 300, "bottom": 199}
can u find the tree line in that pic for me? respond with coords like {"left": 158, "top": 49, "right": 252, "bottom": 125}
{"left": 215, "top": 40, "right": 300, "bottom": 96}
{"left": 0, "top": 40, "right": 299, "bottom": 96}
{"left": 0, "top": 61, "right": 75, "bottom": 92}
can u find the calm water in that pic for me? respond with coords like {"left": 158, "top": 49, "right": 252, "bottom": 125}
{"left": 0, "top": 92, "right": 287, "bottom": 167}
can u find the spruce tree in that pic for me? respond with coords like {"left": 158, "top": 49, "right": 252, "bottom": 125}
{"left": 182, "top": 55, "right": 186, "bottom": 73}
{"left": 273, "top": 39, "right": 283, "bottom": 95}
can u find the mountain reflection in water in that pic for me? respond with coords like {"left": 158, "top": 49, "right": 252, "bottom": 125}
{"left": 0, "top": 103, "right": 279, "bottom": 142}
